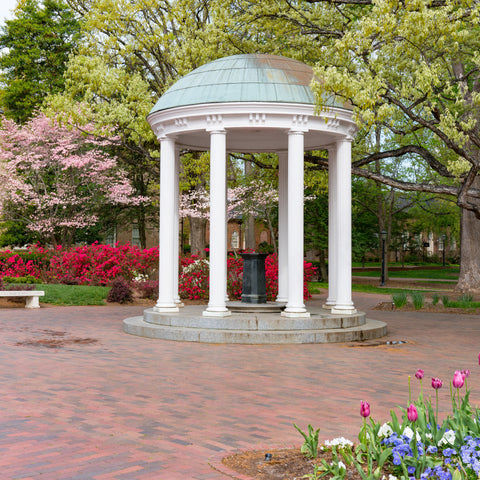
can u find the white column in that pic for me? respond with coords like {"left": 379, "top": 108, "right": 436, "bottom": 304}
{"left": 282, "top": 131, "right": 309, "bottom": 318}
{"left": 173, "top": 146, "right": 184, "bottom": 307}
{"left": 324, "top": 146, "right": 337, "bottom": 309}
{"left": 155, "top": 136, "right": 179, "bottom": 312}
{"left": 203, "top": 129, "right": 231, "bottom": 317}
{"left": 276, "top": 151, "right": 288, "bottom": 303}
{"left": 332, "top": 138, "right": 357, "bottom": 314}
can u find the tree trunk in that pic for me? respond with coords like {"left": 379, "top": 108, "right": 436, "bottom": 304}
{"left": 318, "top": 248, "right": 328, "bottom": 282}
{"left": 189, "top": 216, "right": 207, "bottom": 256}
{"left": 456, "top": 203, "right": 480, "bottom": 293}
{"left": 138, "top": 206, "right": 147, "bottom": 249}
{"left": 245, "top": 215, "right": 256, "bottom": 250}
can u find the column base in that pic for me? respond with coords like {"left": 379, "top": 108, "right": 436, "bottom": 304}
{"left": 175, "top": 301, "right": 185, "bottom": 308}
{"left": 203, "top": 308, "right": 232, "bottom": 317}
{"left": 154, "top": 305, "right": 180, "bottom": 313}
{"left": 281, "top": 309, "right": 310, "bottom": 318}
{"left": 331, "top": 306, "right": 357, "bottom": 315}
{"left": 322, "top": 301, "right": 335, "bottom": 309}
{"left": 275, "top": 296, "right": 288, "bottom": 304}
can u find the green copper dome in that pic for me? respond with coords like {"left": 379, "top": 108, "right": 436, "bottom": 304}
{"left": 149, "top": 54, "right": 345, "bottom": 114}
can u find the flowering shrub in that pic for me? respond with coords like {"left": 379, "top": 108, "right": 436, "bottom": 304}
{"left": 0, "top": 243, "right": 158, "bottom": 285}
{"left": 299, "top": 362, "right": 480, "bottom": 480}
{"left": 178, "top": 252, "right": 317, "bottom": 301}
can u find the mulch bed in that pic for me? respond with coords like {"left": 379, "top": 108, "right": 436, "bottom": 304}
{"left": 222, "top": 447, "right": 384, "bottom": 480}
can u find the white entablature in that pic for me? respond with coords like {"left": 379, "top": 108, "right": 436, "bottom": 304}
{"left": 148, "top": 102, "right": 356, "bottom": 153}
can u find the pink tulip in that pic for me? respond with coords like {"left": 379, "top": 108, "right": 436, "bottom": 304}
{"left": 462, "top": 369, "right": 470, "bottom": 378}
{"left": 431, "top": 377, "right": 443, "bottom": 389}
{"left": 360, "top": 401, "right": 370, "bottom": 418}
{"left": 453, "top": 370, "right": 465, "bottom": 388}
{"left": 407, "top": 404, "right": 418, "bottom": 422}
{"left": 415, "top": 369, "right": 424, "bottom": 380}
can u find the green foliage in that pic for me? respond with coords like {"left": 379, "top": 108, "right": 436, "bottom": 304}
{"left": 293, "top": 423, "right": 320, "bottom": 459}
{"left": 392, "top": 291, "right": 408, "bottom": 309}
{"left": 0, "top": 221, "right": 38, "bottom": 248}
{"left": 432, "top": 293, "right": 440, "bottom": 306}
{"left": 442, "top": 295, "right": 451, "bottom": 307}
{"left": 3, "top": 276, "right": 37, "bottom": 284}
{"left": 0, "top": 0, "right": 81, "bottom": 123}
{"left": 411, "top": 291, "right": 425, "bottom": 310}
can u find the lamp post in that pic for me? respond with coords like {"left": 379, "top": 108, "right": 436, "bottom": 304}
{"left": 441, "top": 234, "right": 446, "bottom": 267}
{"left": 380, "top": 230, "right": 387, "bottom": 287}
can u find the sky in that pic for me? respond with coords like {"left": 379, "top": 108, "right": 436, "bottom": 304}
{"left": 0, "top": 0, "right": 18, "bottom": 26}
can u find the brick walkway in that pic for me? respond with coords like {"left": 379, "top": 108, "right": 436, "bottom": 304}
{"left": 0, "top": 293, "right": 479, "bottom": 479}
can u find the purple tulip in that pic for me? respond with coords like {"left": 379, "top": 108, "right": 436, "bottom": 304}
{"left": 407, "top": 404, "right": 418, "bottom": 422}
{"left": 453, "top": 370, "right": 465, "bottom": 388}
{"left": 415, "top": 369, "right": 424, "bottom": 380}
{"left": 431, "top": 377, "right": 443, "bottom": 389}
{"left": 360, "top": 401, "right": 370, "bottom": 418}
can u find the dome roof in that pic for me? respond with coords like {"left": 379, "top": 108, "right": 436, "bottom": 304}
{"left": 149, "top": 54, "right": 346, "bottom": 115}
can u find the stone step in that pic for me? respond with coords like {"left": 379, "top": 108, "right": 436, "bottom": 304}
{"left": 143, "top": 307, "right": 366, "bottom": 330}
{"left": 123, "top": 315, "right": 387, "bottom": 344}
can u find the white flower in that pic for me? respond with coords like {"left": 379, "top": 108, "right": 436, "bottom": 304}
{"left": 403, "top": 426, "right": 421, "bottom": 441}
{"left": 338, "top": 461, "right": 346, "bottom": 471}
{"left": 378, "top": 423, "right": 393, "bottom": 438}
{"left": 425, "top": 433, "right": 433, "bottom": 440}
{"left": 324, "top": 437, "right": 354, "bottom": 447}
{"left": 438, "top": 430, "right": 455, "bottom": 446}
{"left": 382, "top": 475, "right": 398, "bottom": 480}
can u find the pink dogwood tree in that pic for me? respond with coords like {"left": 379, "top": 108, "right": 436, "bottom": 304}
{"left": 179, "top": 180, "right": 279, "bottom": 251}
{"left": 0, "top": 113, "right": 148, "bottom": 247}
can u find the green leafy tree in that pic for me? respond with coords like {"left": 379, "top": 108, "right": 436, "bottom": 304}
{"left": 232, "top": 0, "right": 475, "bottom": 291}
{"left": 0, "top": 0, "right": 81, "bottom": 123}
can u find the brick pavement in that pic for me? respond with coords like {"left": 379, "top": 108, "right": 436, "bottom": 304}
{"left": 0, "top": 293, "right": 479, "bottom": 479}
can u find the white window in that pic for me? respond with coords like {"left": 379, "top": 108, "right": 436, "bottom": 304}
{"left": 231, "top": 230, "right": 239, "bottom": 249}
{"left": 132, "top": 224, "right": 141, "bottom": 247}
{"left": 104, "top": 226, "right": 117, "bottom": 246}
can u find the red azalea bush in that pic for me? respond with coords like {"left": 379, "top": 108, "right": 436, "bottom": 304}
{"left": 0, "top": 246, "right": 317, "bottom": 298}
{"left": 178, "top": 252, "right": 316, "bottom": 301}
{"left": 0, "top": 243, "right": 158, "bottom": 285}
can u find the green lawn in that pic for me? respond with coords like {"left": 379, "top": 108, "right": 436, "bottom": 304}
{"left": 37, "top": 284, "right": 110, "bottom": 306}
{"left": 352, "top": 267, "right": 459, "bottom": 280}
{"left": 309, "top": 282, "right": 436, "bottom": 295}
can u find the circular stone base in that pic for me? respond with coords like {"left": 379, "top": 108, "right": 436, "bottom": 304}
{"left": 123, "top": 305, "right": 387, "bottom": 344}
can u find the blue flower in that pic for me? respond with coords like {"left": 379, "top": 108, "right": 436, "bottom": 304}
{"left": 427, "top": 445, "right": 438, "bottom": 454}
{"left": 442, "top": 448, "right": 457, "bottom": 457}
{"left": 407, "top": 466, "right": 415, "bottom": 474}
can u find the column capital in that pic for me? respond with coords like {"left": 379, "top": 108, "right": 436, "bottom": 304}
{"left": 288, "top": 128, "right": 307, "bottom": 135}
{"left": 158, "top": 133, "right": 177, "bottom": 143}
{"left": 207, "top": 128, "right": 227, "bottom": 135}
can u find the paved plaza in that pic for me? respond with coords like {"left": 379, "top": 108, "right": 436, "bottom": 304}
{"left": 0, "top": 293, "right": 479, "bottom": 479}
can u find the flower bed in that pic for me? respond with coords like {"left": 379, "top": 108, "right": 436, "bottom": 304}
{"left": 224, "top": 362, "right": 480, "bottom": 480}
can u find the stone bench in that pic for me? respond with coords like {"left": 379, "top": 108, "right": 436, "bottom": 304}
{"left": 0, "top": 290, "right": 45, "bottom": 308}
